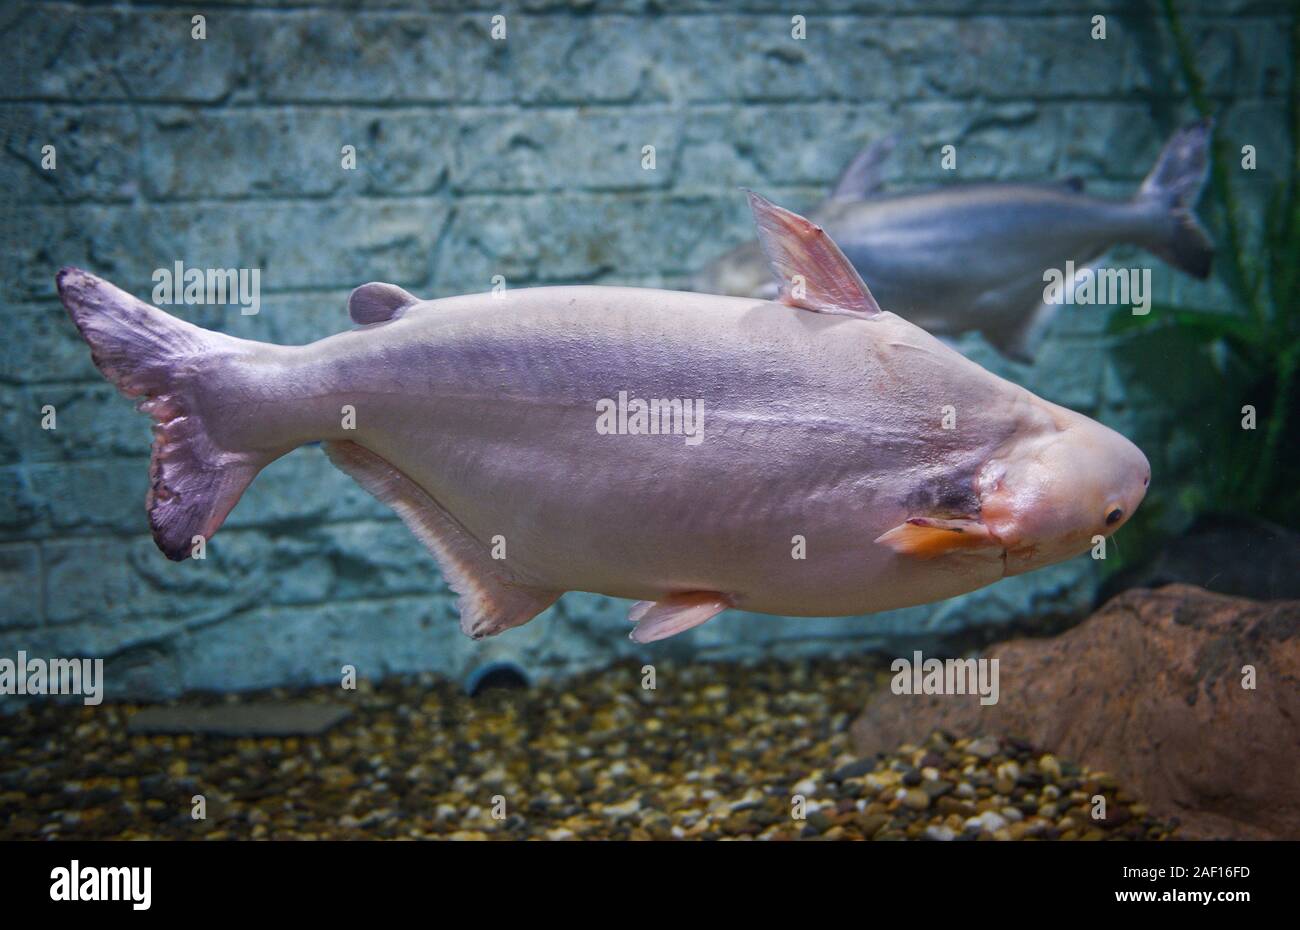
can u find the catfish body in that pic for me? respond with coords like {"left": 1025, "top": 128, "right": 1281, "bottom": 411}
{"left": 246, "top": 286, "right": 1022, "bottom": 618}
{"left": 56, "top": 194, "right": 1150, "bottom": 644}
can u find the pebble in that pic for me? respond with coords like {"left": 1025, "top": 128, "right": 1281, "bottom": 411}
{"left": 792, "top": 778, "right": 818, "bottom": 797}
{"left": 902, "top": 788, "right": 931, "bottom": 811}
{"left": 857, "top": 813, "right": 890, "bottom": 838}
{"left": 830, "top": 759, "right": 874, "bottom": 781}
{"left": 965, "top": 811, "right": 1009, "bottom": 834}
{"left": 922, "top": 779, "right": 953, "bottom": 800}
{"left": 603, "top": 798, "right": 641, "bottom": 818}
{"left": 805, "top": 811, "right": 834, "bottom": 833}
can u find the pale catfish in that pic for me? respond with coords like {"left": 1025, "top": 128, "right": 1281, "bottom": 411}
{"left": 693, "top": 121, "right": 1215, "bottom": 361}
{"left": 56, "top": 193, "right": 1150, "bottom": 644}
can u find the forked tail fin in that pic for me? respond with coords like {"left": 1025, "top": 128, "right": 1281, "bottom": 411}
{"left": 56, "top": 267, "right": 274, "bottom": 560}
{"left": 1135, "top": 118, "right": 1215, "bottom": 279}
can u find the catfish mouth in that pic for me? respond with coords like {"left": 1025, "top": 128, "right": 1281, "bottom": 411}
{"left": 973, "top": 463, "right": 1018, "bottom": 576}
{"left": 1001, "top": 542, "right": 1044, "bottom": 577}
{"left": 974, "top": 425, "right": 1079, "bottom": 577}
{"left": 976, "top": 466, "right": 1078, "bottom": 578}
{"left": 981, "top": 487, "right": 1079, "bottom": 578}
{"left": 993, "top": 533, "right": 1025, "bottom": 578}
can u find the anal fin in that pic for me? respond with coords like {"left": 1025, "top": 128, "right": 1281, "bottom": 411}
{"left": 627, "top": 592, "right": 732, "bottom": 643}
{"left": 324, "top": 440, "right": 560, "bottom": 639}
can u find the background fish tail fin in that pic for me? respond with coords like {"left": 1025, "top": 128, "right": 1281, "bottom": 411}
{"left": 56, "top": 267, "right": 271, "bottom": 561}
{"left": 1135, "top": 118, "right": 1215, "bottom": 279}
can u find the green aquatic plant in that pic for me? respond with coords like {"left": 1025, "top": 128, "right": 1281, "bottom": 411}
{"left": 1108, "top": 2, "right": 1300, "bottom": 527}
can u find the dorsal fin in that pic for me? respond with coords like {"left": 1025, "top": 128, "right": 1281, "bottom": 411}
{"left": 828, "top": 134, "right": 897, "bottom": 202}
{"left": 745, "top": 190, "right": 881, "bottom": 317}
{"left": 348, "top": 282, "right": 417, "bottom": 325}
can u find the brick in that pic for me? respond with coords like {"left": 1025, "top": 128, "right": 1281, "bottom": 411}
{"left": 0, "top": 304, "right": 101, "bottom": 385}
{"left": 434, "top": 193, "right": 756, "bottom": 290}
{"left": 172, "top": 595, "right": 471, "bottom": 695}
{"left": 0, "top": 105, "right": 142, "bottom": 204}
{"left": 2, "top": 201, "right": 451, "bottom": 301}
{"left": 42, "top": 531, "right": 276, "bottom": 625}
{"left": 0, "top": 468, "right": 42, "bottom": 535}
{"left": 26, "top": 459, "right": 145, "bottom": 534}
{"left": 3, "top": 6, "right": 252, "bottom": 103}
{"left": 8, "top": 383, "right": 148, "bottom": 464}
{"left": 453, "top": 109, "right": 681, "bottom": 193}
{"left": 0, "top": 543, "right": 42, "bottom": 628}
{"left": 140, "top": 108, "right": 456, "bottom": 200}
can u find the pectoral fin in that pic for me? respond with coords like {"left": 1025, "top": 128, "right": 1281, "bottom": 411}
{"left": 745, "top": 190, "right": 882, "bottom": 318}
{"left": 875, "top": 517, "right": 1000, "bottom": 559}
{"left": 627, "top": 592, "right": 732, "bottom": 643}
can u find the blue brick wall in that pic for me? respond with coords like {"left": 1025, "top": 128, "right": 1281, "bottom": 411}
{"left": 0, "top": 0, "right": 1291, "bottom": 702}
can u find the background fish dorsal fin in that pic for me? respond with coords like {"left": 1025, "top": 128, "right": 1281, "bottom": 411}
{"left": 745, "top": 190, "right": 881, "bottom": 317}
{"left": 827, "top": 133, "right": 897, "bottom": 202}
{"left": 348, "top": 282, "right": 417, "bottom": 325}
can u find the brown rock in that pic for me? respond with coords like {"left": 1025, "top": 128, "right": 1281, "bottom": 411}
{"left": 849, "top": 585, "right": 1300, "bottom": 839}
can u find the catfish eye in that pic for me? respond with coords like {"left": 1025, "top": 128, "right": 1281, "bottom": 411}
{"left": 1105, "top": 507, "right": 1124, "bottom": 526}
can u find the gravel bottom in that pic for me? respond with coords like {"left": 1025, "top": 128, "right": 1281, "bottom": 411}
{"left": 0, "top": 658, "right": 1175, "bottom": 840}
